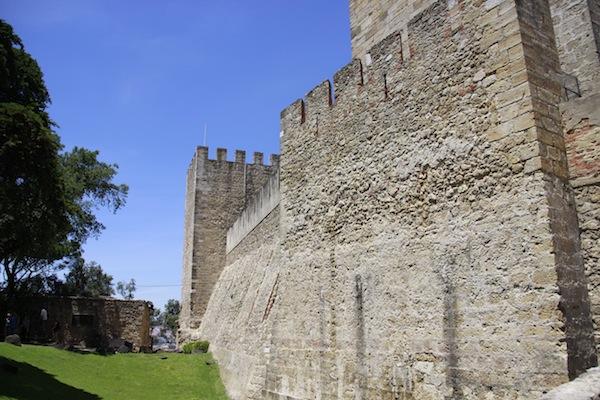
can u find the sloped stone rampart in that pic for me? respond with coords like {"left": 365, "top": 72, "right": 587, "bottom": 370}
{"left": 199, "top": 208, "right": 280, "bottom": 400}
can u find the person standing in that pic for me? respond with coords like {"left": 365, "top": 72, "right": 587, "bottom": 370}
{"left": 4, "top": 312, "right": 17, "bottom": 337}
{"left": 4, "top": 312, "right": 12, "bottom": 337}
{"left": 40, "top": 307, "right": 48, "bottom": 341}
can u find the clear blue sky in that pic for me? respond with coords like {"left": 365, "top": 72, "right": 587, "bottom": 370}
{"left": 3, "top": 0, "right": 352, "bottom": 309}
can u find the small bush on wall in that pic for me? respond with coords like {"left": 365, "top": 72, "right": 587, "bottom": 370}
{"left": 182, "top": 340, "right": 209, "bottom": 354}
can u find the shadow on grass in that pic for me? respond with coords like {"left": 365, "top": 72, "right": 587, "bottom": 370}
{"left": 0, "top": 356, "right": 101, "bottom": 400}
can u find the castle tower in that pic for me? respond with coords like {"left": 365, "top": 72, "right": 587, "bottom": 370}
{"left": 549, "top": 0, "right": 600, "bottom": 95}
{"left": 179, "top": 147, "right": 279, "bottom": 341}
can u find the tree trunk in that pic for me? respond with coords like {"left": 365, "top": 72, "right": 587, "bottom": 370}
{"left": 3, "top": 261, "right": 17, "bottom": 309}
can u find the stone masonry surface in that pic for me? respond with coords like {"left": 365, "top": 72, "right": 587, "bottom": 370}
{"left": 541, "top": 367, "right": 600, "bottom": 400}
{"left": 227, "top": 171, "right": 280, "bottom": 253}
{"left": 550, "top": 0, "right": 600, "bottom": 353}
{"left": 182, "top": 0, "right": 600, "bottom": 398}
{"left": 349, "top": 0, "right": 437, "bottom": 58}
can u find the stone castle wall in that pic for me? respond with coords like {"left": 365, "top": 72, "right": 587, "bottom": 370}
{"left": 550, "top": 0, "right": 600, "bottom": 94}
{"left": 179, "top": 147, "right": 278, "bottom": 341}
{"left": 265, "top": 1, "right": 594, "bottom": 397}
{"left": 188, "top": 0, "right": 600, "bottom": 398}
{"left": 227, "top": 172, "right": 280, "bottom": 253}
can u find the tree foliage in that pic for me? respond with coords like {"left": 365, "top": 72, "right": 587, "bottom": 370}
{"left": 2, "top": 255, "right": 115, "bottom": 299}
{"left": 151, "top": 299, "right": 180, "bottom": 336}
{"left": 116, "top": 279, "right": 136, "bottom": 300}
{"left": 12, "top": 272, "right": 64, "bottom": 297}
{"left": 62, "top": 256, "right": 115, "bottom": 298}
{"left": 0, "top": 19, "right": 128, "bottom": 303}
{"left": 0, "top": 21, "right": 50, "bottom": 120}
{"left": 150, "top": 307, "right": 161, "bottom": 327}
{"left": 61, "top": 147, "right": 128, "bottom": 242}
{"left": 162, "top": 299, "right": 180, "bottom": 332}
{"left": 0, "top": 20, "right": 68, "bottom": 298}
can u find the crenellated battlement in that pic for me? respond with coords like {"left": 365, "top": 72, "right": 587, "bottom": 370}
{"left": 280, "top": 26, "right": 410, "bottom": 135}
{"left": 191, "top": 146, "right": 279, "bottom": 167}
{"left": 333, "top": 58, "right": 364, "bottom": 103}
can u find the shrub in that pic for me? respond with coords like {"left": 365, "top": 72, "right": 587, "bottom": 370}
{"left": 182, "top": 340, "right": 209, "bottom": 354}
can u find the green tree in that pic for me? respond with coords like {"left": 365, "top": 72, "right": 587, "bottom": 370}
{"left": 1, "top": 20, "right": 69, "bottom": 301}
{"left": 150, "top": 307, "right": 162, "bottom": 327}
{"left": 161, "top": 299, "right": 180, "bottom": 333}
{"left": 0, "top": 20, "right": 51, "bottom": 121}
{"left": 0, "top": 19, "right": 128, "bottom": 304}
{"left": 14, "top": 273, "right": 64, "bottom": 297}
{"left": 63, "top": 256, "right": 114, "bottom": 298}
{"left": 116, "top": 279, "right": 136, "bottom": 300}
{"left": 61, "top": 147, "right": 128, "bottom": 245}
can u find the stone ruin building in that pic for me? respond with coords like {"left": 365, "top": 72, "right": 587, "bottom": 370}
{"left": 17, "top": 297, "right": 152, "bottom": 352}
{"left": 179, "top": 0, "right": 600, "bottom": 398}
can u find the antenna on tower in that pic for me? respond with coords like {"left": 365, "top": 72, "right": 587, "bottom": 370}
{"left": 203, "top": 124, "right": 207, "bottom": 147}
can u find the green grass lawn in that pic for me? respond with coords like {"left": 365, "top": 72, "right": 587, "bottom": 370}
{"left": 0, "top": 343, "right": 229, "bottom": 400}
